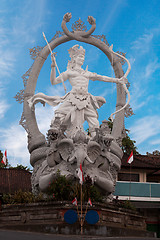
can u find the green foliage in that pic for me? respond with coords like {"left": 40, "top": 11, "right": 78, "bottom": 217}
{"left": 0, "top": 150, "right": 3, "bottom": 161}
{"left": 106, "top": 118, "right": 139, "bottom": 155}
{"left": 72, "top": 182, "right": 102, "bottom": 203}
{"left": 10, "top": 164, "right": 32, "bottom": 172}
{"left": 2, "top": 190, "right": 44, "bottom": 204}
{"left": 119, "top": 200, "right": 136, "bottom": 211}
{"left": 46, "top": 171, "right": 74, "bottom": 201}
{"left": 146, "top": 150, "right": 160, "bottom": 156}
{"left": 83, "top": 175, "right": 103, "bottom": 202}
{"left": 86, "top": 128, "right": 91, "bottom": 137}
{"left": 46, "top": 171, "right": 103, "bottom": 202}
{"left": 113, "top": 198, "right": 136, "bottom": 211}
{"left": 0, "top": 151, "right": 32, "bottom": 172}
{"left": 2, "top": 171, "right": 102, "bottom": 205}
{"left": 107, "top": 117, "right": 113, "bottom": 130}
{"left": 122, "top": 135, "right": 139, "bottom": 155}
{"left": 0, "top": 162, "right": 6, "bottom": 168}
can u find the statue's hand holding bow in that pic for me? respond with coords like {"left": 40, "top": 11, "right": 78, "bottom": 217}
{"left": 51, "top": 53, "right": 56, "bottom": 68}
{"left": 119, "top": 76, "right": 128, "bottom": 85}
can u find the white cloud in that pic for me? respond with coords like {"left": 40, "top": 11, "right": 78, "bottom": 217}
{"left": 0, "top": 0, "right": 46, "bottom": 81}
{"left": 128, "top": 56, "right": 135, "bottom": 66}
{"left": 131, "top": 33, "right": 153, "bottom": 55}
{"left": 35, "top": 104, "right": 56, "bottom": 135}
{"left": 99, "top": 0, "right": 126, "bottom": 34}
{"left": 128, "top": 28, "right": 160, "bottom": 113}
{"left": 0, "top": 124, "right": 29, "bottom": 167}
{"left": 129, "top": 79, "right": 146, "bottom": 111}
{"left": 0, "top": 0, "right": 47, "bottom": 127}
{"left": 0, "top": 25, "right": 9, "bottom": 44}
{"left": 47, "top": 82, "right": 71, "bottom": 97}
{"left": 0, "top": 103, "right": 57, "bottom": 167}
{"left": 85, "top": 47, "right": 101, "bottom": 67}
{"left": 0, "top": 49, "right": 15, "bottom": 78}
{"left": 130, "top": 92, "right": 154, "bottom": 112}
{"left": 150, "top": 138, "right": 160, "bottom": 145}
{"left": 0, "top": 87, "right": 10, "bottom": 119}
{"left": 144, "top": 58, "right": 160, "bottom": 79}
{"left": 0, "top": 100, "right": 10, "bottom": 119}
{"left": 12, "top": 0, "right": 46, "bottom": 45}
{"left": 0, "top": 22, "right": 15, "bottom": 79}
{"left": 100, "top": 83, "right": 116, "bottom": 98}
{"left": 130, "top": 115, "right": 160, "bottom": 145}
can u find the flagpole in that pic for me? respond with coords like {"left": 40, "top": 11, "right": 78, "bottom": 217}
{"left": 80, "top": 182, "right": 83, "bottom": 235}
{"left": 2, "top": 150, "right": 11, "bottom": 193}
{"left": 127, "top": 151, "right": 133, "bottom": 201}
{"left": 77, "top": 163, "right": 84, "bottom": 235}
{"left": 82, "top": 202, "right": 89, "bottom": 226}
{"left": 76, "top": 201, "right": 80, "bottom": 219}
{"left": 129, "top": 163, "right": 131, "bottom": 201}
{"left": 73, "top": 163, "right": 93, "bottom": 235}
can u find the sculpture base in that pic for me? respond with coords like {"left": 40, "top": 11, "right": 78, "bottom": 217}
{"left": 0, "top": 201, "right": 154, "bottom": 237}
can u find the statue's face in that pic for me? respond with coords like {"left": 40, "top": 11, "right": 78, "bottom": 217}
{"left": 75, "top": 54, "right": 85, "bottom": 66}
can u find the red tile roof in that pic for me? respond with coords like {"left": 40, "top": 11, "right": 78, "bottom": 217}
{"left": 122, "top": 154, "right": 160, "bottom": 169}
{"left": 0, "top": 168, "right": 31, "bottom": 194}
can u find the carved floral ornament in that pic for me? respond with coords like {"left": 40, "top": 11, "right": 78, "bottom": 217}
{"left": 71, "top": 18, "right": 87, "bottom": 32}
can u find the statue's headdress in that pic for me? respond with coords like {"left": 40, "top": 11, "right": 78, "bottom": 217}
{"left": 68, "top": 44, "right": 85, "bottom": 59}
{"left": 67, "top": 45, "right": 85, "bottom": 70}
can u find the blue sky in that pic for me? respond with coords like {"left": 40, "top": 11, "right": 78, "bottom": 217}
{"left": 0, "top": 0, "right": 160, "bottom": 167}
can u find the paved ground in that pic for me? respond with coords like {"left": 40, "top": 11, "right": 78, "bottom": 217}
{"left": 0, "top": 230, "right": 158, "bottom": 240}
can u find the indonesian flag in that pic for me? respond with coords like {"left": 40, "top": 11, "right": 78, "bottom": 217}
{"left": 72, "top": 197, "right": 77, "bottom": 206}
{"left": 77, "top": 163, "right": 84, "bottom": 184}
{"left": 1, "top": 150, "right": 7, "bottom": 165}
{"left": 88, "top": 198, "right": 92, "bottom": 206}
{"left": 127, "top": 151, "right": 133, "bottom": 164}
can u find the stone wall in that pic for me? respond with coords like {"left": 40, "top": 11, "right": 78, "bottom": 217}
{"left": 0, "top": 201, "right": 154, "bottom": 237}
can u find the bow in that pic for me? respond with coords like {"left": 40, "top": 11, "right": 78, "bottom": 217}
{"left": 109, "top": 45, "right": 131, "bottom": 122}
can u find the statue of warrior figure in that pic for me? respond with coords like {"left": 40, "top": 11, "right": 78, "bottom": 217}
{"left": 28, "top": 44, "right": 126, "bottom": 137}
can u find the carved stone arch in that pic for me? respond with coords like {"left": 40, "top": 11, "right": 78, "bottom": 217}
{"left": 23, "top": 33, "right": 125, "bottom": 164}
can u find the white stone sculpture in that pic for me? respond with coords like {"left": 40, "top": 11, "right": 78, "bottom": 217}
{"left": 20, "top": 13, "right": 132, "bottom": 201}
{"left": 28, "top": 44, "right": 127, "bottom": 138}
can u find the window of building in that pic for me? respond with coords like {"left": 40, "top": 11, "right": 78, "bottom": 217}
{"left": 118, "top": 173, "right": 139, "bottom": 182}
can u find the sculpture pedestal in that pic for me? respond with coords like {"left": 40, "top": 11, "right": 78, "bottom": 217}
{"left": 0, "top": 201, "right": 154, "bottom": 237}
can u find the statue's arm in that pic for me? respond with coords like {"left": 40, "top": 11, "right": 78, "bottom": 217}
{"left": 88, "top": 72, "right": 127, "bottom": 84}
{"left": 50, "top": 54, "right": 68, "bottom": 85}
{"left": 50, "top": 66, "right": 69, "bottom": 85}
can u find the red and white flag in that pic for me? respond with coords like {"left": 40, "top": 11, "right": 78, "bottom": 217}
{"left": 1, "top": 150, "right": 7, "bottom": 165}
{"left": 88, "top": 198, "right": 92, "bottom": 206}
{"left": 72, "top": 197, "right": 77, "bottom": 206}
{"left": 77, "top": 163, "right": 84, "bottom": 184}
{"left": 127, "top": 151, "right": 133, "bottom": 164}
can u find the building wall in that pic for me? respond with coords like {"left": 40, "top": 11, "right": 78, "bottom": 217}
{"left": 118, "top": 169, "right": 147, "bottom": 183}
{"left": 0, "top": 169, "right": 31, "bottom": 194}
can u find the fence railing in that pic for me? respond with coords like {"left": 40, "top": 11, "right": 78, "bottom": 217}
{"left": 114, "top": 181, "right": 160, "bottom": 198}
